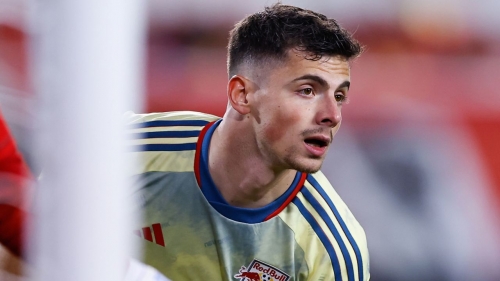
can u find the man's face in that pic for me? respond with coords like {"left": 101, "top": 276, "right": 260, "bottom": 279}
{"left": 248, "top": 51, "right": 351, "bottom": 173}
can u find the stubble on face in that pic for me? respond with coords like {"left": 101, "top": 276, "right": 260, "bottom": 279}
{"left": 259, "top": 110, "right": 334, "bottom": 174}
{"left": 283, "top": 148, "right": 323, "bottom": 173}
{"left": 249, "top": 51, "right": 347, "bottom": 174}
{"left": 282, "top": 128, "right": 334, "bottom": 173}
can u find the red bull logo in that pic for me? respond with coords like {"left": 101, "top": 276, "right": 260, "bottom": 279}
{"left": 234, "top": 259, "right": 290, "bottom": 281}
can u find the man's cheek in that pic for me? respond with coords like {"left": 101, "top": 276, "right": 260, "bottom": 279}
{"left": 263, "top": 112, "right": 300, "bottom": 143}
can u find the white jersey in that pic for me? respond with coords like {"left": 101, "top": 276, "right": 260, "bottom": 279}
{"left": 128, "top": 111, "right": 370, "bottom": 281}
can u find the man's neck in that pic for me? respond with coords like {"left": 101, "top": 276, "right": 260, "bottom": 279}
{"left": 207, "top": 117, "right": 296, "bottom": 208}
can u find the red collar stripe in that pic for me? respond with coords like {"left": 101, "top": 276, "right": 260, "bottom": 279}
{"left": 264, "top": 172, "right": 308, "bottom": 221}
{"left": 194, "top": 121, "right": 215, "bottom": 188}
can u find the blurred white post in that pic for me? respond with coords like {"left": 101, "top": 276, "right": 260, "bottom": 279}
{"left": 29, "top": 0, "right": 145, "bottom": 280}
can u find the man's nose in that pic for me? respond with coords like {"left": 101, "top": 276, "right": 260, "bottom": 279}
{"left": 315, "top": 94, "right": 342, "bottom": 127}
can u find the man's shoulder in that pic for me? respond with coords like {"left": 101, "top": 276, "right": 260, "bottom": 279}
{"left": 125, "top": 111, "right": 220, "bottom": 126}
{"left": 125, "top": 111, "right": 219, "bottom": 175}
{"left": 303, "top": 170, "right": 350, "bottom": 214}
{"left": 306, "top": 170, "right": 335, "bottom": 193}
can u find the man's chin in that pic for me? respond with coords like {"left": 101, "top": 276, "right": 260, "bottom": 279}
{"left": 296, "top": 166, "right": 321, "bottom": 174}
{"left": 289, "top": 159, "right": 323, "bottom": 174}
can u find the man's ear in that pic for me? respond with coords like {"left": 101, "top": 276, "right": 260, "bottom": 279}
{"left": 227, "top": 75, "right": 252, "bottom": 115}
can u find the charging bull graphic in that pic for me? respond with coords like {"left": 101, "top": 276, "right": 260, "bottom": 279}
{"left": 233, "top": 260, "right": 290, "bottom": 281}
{"left": 234, "top": 267, "right": 261, "bottom": 281}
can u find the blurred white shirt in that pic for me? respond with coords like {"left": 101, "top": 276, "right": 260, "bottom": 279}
{"left": 124, "top": 259, "right": 171, "bottom": 281}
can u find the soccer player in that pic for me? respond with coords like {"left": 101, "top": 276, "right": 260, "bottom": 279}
{"left": 0, "top": 110, "right": 30, "bottom": 259}
{"left": 129, "top": 4, "right": 369, "bottom": 281}
{"left": 0, "top": 109, "right": 31, "bottom": 279}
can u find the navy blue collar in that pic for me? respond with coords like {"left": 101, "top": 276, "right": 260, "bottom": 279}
{"left": 195, "top": 119, "right": 306, "bottom": 223}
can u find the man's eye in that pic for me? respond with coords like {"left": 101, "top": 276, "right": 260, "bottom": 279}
{"left": 300, "top": 88, "right": 313, "bottom": 96}
{"left": 335, "top": 93, "right": 349, "bottom": 104}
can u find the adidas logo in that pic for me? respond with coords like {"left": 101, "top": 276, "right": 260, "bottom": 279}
{"left": 134, "top": 223, "right": 165, "bottom": 247}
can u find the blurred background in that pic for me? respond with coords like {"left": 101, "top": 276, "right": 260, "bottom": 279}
{"left": 1, "top": 0, "right": 500, "bottom": 280}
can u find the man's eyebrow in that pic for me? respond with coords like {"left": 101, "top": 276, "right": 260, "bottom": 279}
{"left": 291, "top": 75, "right": 350, "bottom": 90}
{"left": 337, "top": 80, "right": 350, "bottom": 91}
{"left": 291, "top": 75, "right": 329, "bottom": 88}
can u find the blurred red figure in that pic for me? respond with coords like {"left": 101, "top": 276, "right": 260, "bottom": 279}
{"left": 0, "top": 110, "right": 30, "bottom": 258}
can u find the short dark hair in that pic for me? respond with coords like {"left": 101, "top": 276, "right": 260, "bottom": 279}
{"left": 227, "top": 4, "right": 363, "bottom": 77}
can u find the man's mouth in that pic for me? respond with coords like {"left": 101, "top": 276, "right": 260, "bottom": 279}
{"left": 304, "top": 137, "right": 329, "bottom": 148}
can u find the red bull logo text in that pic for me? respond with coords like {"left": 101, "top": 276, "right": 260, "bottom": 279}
{"left": 234, "top": 259, "right": 290, "bottom": 281}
